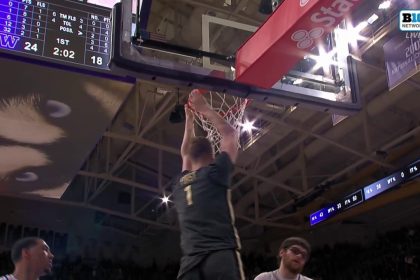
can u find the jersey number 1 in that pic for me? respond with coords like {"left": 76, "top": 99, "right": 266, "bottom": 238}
{"left": 184, "top": 185, "right": 193, "bottom": 205}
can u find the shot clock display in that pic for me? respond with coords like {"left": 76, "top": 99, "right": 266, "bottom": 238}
{"left": 0, "top": 0, "right": 111, "bottom": 70}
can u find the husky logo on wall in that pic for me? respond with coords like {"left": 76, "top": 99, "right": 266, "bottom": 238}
{"left": 0, "top": 58, "right": 133, "bottom": 198}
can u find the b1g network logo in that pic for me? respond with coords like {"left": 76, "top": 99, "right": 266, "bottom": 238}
{"left": 400, "top": 10, "right": 420, "bottom": 31}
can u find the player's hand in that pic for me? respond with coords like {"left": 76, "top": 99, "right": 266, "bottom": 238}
{"left": 189, "top": 89, "right": 209, "bottom": 113}
{"left": 185, "top": 104, "right": 194, "bottom": 124}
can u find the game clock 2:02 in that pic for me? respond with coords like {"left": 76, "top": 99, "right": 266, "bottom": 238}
{"left": 52, "top": 47, "right": 75, "bottom": 59}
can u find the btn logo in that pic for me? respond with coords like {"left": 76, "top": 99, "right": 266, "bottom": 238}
{"left": 400, "top": 10, "right": 420, "bottom": 31}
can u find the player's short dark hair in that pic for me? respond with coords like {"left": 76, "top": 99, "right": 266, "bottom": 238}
{"left": 189, "top": 137, "right": 213, "bottom": 161}
{"left": 280, "top": 237, "right": 311, "bottom": 256}
{"left": 11, "top": 237, "right": 40, "bottom": 264}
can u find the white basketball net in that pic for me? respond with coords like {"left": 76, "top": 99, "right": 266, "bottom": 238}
{"left": 191, "top": 91, "right": 249, "bottom": 153}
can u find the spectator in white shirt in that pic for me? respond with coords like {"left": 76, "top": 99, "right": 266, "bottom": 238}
{"left": 254, "top": 237, "right": 312, "bottom": 280}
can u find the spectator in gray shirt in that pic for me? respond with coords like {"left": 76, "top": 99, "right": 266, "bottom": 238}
{"left": 254, "top": 237, "right": 312, "bottom": 280}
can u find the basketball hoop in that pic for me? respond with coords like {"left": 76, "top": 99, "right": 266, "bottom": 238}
{"left": 189, "top": 90, "right": 250, "bottom": 153}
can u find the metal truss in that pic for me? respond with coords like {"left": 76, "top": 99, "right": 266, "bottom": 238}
{"left": 70, "top": 59, "right": 420, "bottom": 236}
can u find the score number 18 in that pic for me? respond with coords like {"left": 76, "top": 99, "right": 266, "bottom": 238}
{"left": 90, "top": 55, "right": 103, "bottom": 65}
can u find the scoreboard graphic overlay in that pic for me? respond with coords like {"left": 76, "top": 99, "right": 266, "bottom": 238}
{"left": 0, "top": 0, "right": 111, "bottom": 69}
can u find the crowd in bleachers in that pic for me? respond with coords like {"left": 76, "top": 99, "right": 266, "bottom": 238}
{"left": 1, "top": 225, "right": 419, "bottom": 279}
{"left": 304, "top": 226, "right": 420, "bottom": 280}
{"left": 48, "top": 258, "right": 179, "bottom": 280}
{"left": 242, "top": 225, "right": 420, "bottom": 280}
{"left": 0, "top": 254, "right": 179, "bottom": 280}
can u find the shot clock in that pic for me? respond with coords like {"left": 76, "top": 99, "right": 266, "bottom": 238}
{"left": 0, "top": 0, "right": 111, "bottom": 70}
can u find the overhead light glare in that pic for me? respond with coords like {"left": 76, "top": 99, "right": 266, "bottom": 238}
{"left": 367, "top": 14, "right": 379, "bottom": 24}
{"left": 378, "top": 0, "right": 391, "bottom": 10}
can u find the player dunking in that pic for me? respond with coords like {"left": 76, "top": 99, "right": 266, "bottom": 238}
{"left": 172, "top": 89, "right": 245, "bottom": 280}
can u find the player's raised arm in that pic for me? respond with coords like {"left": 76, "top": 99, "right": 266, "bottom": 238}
{"left": 189, "top": 90, "right": 239, "bottom": 163}
{"left": 181, "top": 104, "right": 194, "bottom": 171}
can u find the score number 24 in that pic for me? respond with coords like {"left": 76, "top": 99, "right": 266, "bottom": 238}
{"left": 24, "top": 42, "right": 38, "bottom": 52}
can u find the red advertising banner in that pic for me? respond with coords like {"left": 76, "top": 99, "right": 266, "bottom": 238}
{"left": 235, "top": 0, "right": 363, "bottom": 88}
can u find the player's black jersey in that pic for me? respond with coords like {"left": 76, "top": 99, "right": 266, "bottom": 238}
{"left": 173, "top": 152, "right": 241, "bottom": 256}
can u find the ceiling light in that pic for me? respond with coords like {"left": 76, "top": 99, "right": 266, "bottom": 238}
{"left": 157, "top": 88, "right": 170, "bottom": 95}
{"left": 309, "top": 47, "right": 338, "bottom": 72}
{"left": 340, "top": 23, "right": 369, "bottom": 49}
{"left": 241, "top": 120, "right": 256, "bottom": 133}
{"left": 293, "top": 78, "right": 303, "bottom": 85}
{"left": 367, "top": 14, "right": 379, "bottom": 24}
{"left": 355, "top": 21, "right": 368, "bottom": 32}
{"left": 161, "top": 195, "right": 170, "bottom": 205}
{"left": 378, "top": 0, "right": 391, "bottom": 10}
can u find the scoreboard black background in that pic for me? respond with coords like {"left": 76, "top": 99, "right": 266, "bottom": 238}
{"left": 0, "top": 0, "right": 111, "bottom": 70}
